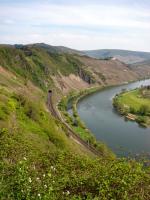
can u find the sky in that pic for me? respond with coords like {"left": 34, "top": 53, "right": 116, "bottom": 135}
{"left": 0, "top": 0, "right": 150, "bottom": 51}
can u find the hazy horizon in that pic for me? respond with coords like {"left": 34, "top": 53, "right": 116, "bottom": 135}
{"left": 0, "top": 0, "right": 150, "bottom": 51}
{"left": 1, "top": 42, "right": 150, "bottom": 53}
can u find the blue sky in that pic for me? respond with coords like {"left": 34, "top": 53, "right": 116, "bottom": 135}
{"left": 0, "top": 0, "right": 150, "bottom": 51}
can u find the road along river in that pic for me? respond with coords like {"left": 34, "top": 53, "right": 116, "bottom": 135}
{"left": 76, "top": 79, "right": 150, "bottom": 157}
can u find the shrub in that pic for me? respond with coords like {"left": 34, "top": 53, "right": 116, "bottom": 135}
{"left": 139, "top": 105, "right": 149, "bottom": 116}
{"left": 136, "top": 116, "right": 147, "bottom": 124}
{"left": 130, "top": 107, "right": 136, "bottom": 114}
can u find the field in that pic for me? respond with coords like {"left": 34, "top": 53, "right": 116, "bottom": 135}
{"left": 117, "top": 89, "right": 150, "bottom": 110}
{"left": 113, "top": 88, "right": 150, "bottom": 126}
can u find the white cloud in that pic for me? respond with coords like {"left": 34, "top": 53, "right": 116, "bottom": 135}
{"left": 1, "top": 4, "right": 150, "bottom": 29}
{"left": 0, "top": 2, "right": 150, "bottom": 51}
{"left": 3, "top": 19, "right": 15, "bottom": 25}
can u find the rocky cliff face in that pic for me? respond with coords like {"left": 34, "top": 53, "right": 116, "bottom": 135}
{"left": 75, "top": 55, "right": 141, "bottom": 86}
{"left": 78, "top": 67, "right": 95, "bottom": 84}
{"left": 0, "top": 44, "right": 149, "bottom": 98}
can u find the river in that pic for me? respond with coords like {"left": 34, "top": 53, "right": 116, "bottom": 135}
{"left": 76, "top": 79, "right": 150, "bottom": 157}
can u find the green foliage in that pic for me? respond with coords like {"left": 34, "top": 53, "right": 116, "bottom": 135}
{"left": 1, "top": 46, "right": 150, "bottom": 200}
{"left": 129, "top": 107, "right": 136, "bottom": 114}
{"left": 139, "top": 104, "right": 150, "bottom": 116}
{"left": 136, "top": 116, "right": 147, "bottom": 124}
{"left": 113, "top": 89, "right": 150, "bottom": 126}
{"left": 0, "top": 46, "right": 87, "bottom": 91}
{"left": 1, "top": 151, "right": 150, "bottom": 200}
{"left": 0, "top": 96, "right": 17, "bottom": 120}
{"left": 59, "top": 88, "right": 115, "bottom": 158}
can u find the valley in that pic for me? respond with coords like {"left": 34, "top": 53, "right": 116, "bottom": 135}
{"left": 75, "top": 79, "right": 150, "bottom": 157}
{"left": 0, "top": 44, "right": 150, "bottom": 199}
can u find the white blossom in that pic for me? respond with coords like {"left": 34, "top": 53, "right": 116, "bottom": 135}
{"left": 23, "top": 157, "right": 27, "bottom": 161}
{"left": 28, "top": 177, "right": 32, "bottom": 183}
{"left": 38, "top": 193, "right": 41, "bottom": 198}
{"left": 51, "top": 166, "right": 56, "bottom": 171}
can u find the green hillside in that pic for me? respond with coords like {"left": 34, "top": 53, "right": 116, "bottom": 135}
{"left": 0, "top": 45, "right": 150, "bottom": 199}
{"left": 0, "top": 45, "right": 84, "bottom": 91}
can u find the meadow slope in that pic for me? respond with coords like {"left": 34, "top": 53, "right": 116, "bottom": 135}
{"left": 0, "top": 45, "right": 150, "bottom": 199}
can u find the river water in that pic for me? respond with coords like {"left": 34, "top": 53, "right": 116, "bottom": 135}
{"left": 76, "top": 79, "right": 150, "bottom": 157}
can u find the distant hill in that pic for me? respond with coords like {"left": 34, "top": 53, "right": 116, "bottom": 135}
{"left": 128, "top": 59, "right": 150, "bottom": 78}
{"left": 12, "top": 44, "right": 150, "bottom": 64}
{"left": 0, "top": 44, "right": 144, "bottom": 90}
{"left": 26, "top": 43, "right": 81, "bottom": 54}
{"left": 83, "top": 49, "right": 150, "bottom": 64}
{"left": 131, "top": 59, "right": 150, "bottom": 67}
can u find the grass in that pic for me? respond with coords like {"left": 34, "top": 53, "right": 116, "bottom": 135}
{"left": 113, "top": 88, "right": 150, "bottom": 126}
{"left": 0, "top": 46, "right": 150, "bottom": 199}
{"left": 116, "top": 89, "right": 150, "bottom": 112}
{"left": 0, "top": 45, "right": 94, "bottom": 92}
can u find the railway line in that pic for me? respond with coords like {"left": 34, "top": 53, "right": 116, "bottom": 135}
{"left": 47, "top": 90, "right": 102, "bottom": 157}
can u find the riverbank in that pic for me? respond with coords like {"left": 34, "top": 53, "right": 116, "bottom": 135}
{"left": 58, "top": 86, "right": 115, "bottom": 159}
{"left": 113, "top": 88, "right": 150, "bottom": 127}
{"left": 58, "top": 79, "right": 150, "bottom": 158}
{"left": 73, "top": 79, "right": 150, "bottom": 157}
